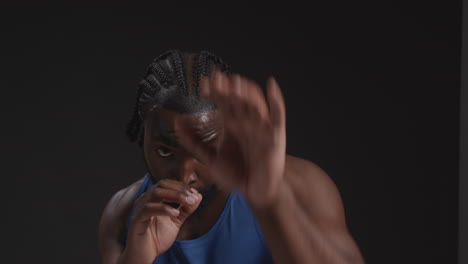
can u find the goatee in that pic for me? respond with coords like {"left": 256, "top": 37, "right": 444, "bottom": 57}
{"left": 191, "top": 183, "right": 219, "bottom": 217}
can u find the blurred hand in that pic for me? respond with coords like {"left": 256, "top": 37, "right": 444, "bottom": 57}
{"left": 176, "top": 70, "right": 287, "bottom": 210}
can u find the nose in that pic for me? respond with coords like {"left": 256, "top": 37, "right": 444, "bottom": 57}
{"left": 178, "top": 156, "right": 199, "bottom": 185}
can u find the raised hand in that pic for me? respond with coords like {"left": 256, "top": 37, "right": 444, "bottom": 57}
{"left": 175, "top": 70, "right": 287, "bottom": 210}
{"left": 123, "top": 179, "right": 202, "bottom": 263}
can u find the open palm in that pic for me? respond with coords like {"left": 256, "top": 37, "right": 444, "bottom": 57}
{"left": 176, "top": 71, "right": 287, "bottom": 209}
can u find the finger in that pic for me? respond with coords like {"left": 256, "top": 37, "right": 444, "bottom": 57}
{"left": 215, "top": 74, "right": 269, "bottom": 123}
{"left": 134, "top": 203, "right": 181, "bottom": 222}
{"left": 177, "top": 191, "right": 203, "bottom": 223}
{"left": 179, "top": 190, "right": 202, "bottom": 211}
{"left": 214, "top": 69, "right": 229, "bottom": 97}
{"left": 239, "top": 75, "right": 269, "bottom": 122}
{"left": 204, "top": 70, "right": 231, "bottom": 112}
{"left": 155, "top": 178, "right": 194, "bottom": 196}
{"left": 220, "top": 75, "right": 269, "bottom": 140}
{"left": 224, "top": 74, "right": 249, "bottom": 120}
{"left": 266, "top": 76, "right": 286, "bottom": 129}
{"left": 148, "top": 187, "right": 200, "bottom": 208}
{"left": 134, "top": 187, "right": 203, "bottom": 224}
{"left": 201, "top": 65, "right": 224, "bottom": 98}
{"left": 199, "top": 75, "right": 211, "bottom": 98}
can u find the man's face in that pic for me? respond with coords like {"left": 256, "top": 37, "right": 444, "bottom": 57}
{"left": 142, "top": 107, "right": 223, "bottom": 210}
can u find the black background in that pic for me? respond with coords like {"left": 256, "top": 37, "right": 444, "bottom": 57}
{"left": 2, "top": 1, "right": 460, "bottom": 263}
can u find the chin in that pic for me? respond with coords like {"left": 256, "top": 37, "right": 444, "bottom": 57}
{"left": 192, "top": 184, "right": 218, "bottom": 215}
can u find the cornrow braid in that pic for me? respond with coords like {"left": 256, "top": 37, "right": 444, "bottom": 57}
{"left": 198, "top": 51, "right": 211, "bottom": 77}
{"left": 191, "top": 54, "right": 200, "bottom": 96}
{"left": 195, "top": 51, "right": 209, "bottom": 96}
{"left": 209, "top": 54, "right": 230, "bottom": 74}
{"left": 172, "top": 51, "right": 188, "bottom": 96}
{"left": 150, "top": 62, "right": 170, "bottom": 86}
{"left": 194, "top": 51, "right": 230, "bottom": 96}
{"left": 125, "top": 49, "right": 231, "bottom": 148}
{"left": 125, "top": 61, "right": 172, "bottom": 147}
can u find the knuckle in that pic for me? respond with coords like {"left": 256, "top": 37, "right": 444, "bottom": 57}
{"left": 142, "top": 203, "right": 151, "bottom": 211}
{"left": 157, "top": 178, "right": 168, "bottom": 185}
{"left": 151, "top": 187, "right": 161, "bottom": 198}
{"left": 178, "top": 193, "right": 187, "bottom": 202}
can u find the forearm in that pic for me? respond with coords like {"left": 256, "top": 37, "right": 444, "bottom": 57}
{"left": 116, "top": 244, "right": 157, "bottom": 264}
{"left": 252, "top": 180, "right": 362, "bottom": 264}
{"left": 116, "top": 249, "right": 141, "bottom": 264}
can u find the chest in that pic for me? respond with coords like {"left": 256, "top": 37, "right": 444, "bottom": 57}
{"left": 154, "top": 192, "right": 273, "bottom": 264}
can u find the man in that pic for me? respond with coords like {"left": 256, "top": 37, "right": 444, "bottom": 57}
{"left": 98, "top": 50, "right": 366, "bottom": 263}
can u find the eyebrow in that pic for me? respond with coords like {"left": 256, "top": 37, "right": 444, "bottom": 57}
{"left": 152, "top": 133, "right": 180, "bottom": 148}
{"left": 152, "top": 128, "right": 220, "bottom": 149}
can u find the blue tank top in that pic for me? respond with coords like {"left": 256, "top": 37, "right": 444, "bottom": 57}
{"left": 125, "top": 172, "right": 274, "bottom": 264}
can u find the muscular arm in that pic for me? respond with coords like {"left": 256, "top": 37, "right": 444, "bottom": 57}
{"left": 252, "top": 156, "right": 366, "bottom": 264}
{"left": 98, "top": 179, "right": 143, "bottom": 264}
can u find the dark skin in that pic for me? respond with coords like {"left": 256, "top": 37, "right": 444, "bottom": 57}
{"left": 98, "top": 71, "right": 366, "bottom": 264}
{"left": 142, "top": 107, "right": 230, "bottom": 241}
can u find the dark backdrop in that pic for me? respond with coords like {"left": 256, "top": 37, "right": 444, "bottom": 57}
{"left": 2, "top": 2, "right": 460, "bottom": 263}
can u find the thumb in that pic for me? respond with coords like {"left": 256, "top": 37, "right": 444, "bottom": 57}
{"left": 176, "top": 189, "right": 203, "bottom": 222}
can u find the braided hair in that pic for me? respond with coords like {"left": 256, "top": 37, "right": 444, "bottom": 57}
{"left": 125, "top": 50, "right": 230, "bottom": 147}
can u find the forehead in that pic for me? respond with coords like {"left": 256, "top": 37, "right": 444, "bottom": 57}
{"left": 145, "top": 108, "right": 221, "bottom": 134}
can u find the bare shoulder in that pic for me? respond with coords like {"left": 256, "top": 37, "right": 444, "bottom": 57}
{"left": 98, "top": 176, "right": 146, "bottom": 252}
{"left": 285, "top": 154, "right": 365, "bottom": 263}
{"left": 284, "top": 154, "right": 346, "bottom": 224}
{"left": 102, "top": 177, "right": 146, "bottom": 220}
{"left": 285, "top": 154, "right": 331, "bottom": 182}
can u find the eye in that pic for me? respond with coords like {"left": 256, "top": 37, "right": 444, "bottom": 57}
{"left": 156, "top": 146, "right": 173, "bottom": 157}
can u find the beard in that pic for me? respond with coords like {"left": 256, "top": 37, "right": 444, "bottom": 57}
{"left": 145, "top": 174, "right": 219, "bottom": 217}
{"left": 142, "top": 153, "right": 219, "bottom": 217}
{"left": 190, "top": 183, "right": 219, "bottom": 218}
